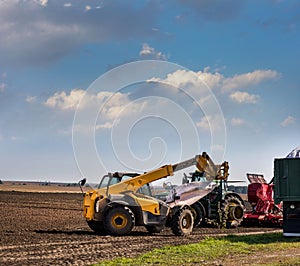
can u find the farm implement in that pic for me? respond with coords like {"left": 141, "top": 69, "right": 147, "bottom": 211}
{"left": 243, "top": 173, "right": 283, "bottom": 227}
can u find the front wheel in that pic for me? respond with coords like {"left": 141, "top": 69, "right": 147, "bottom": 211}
{"left": 87, "top": 220, "right": 105, "bottom": 235}
{"left": 171, "top": 207, "right": 194, "bottom": 236}
{"left": 104, "top": 206, "right": 135, "bottom": 236}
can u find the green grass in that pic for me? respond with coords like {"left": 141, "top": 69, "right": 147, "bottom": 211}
{"left": 94, "top": 233, "right": 300, "bottom": 266}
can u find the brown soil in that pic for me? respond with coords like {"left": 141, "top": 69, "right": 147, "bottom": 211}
{"left": 0, "top": 191, "right": 282, "bottom": 266}
{"left": 211, "top": 247, "right": 300, "bottom": 266}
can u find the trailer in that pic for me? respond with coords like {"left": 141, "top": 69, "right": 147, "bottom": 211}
{"left": 274, "top": 153, "right": 300, "bottom": 237}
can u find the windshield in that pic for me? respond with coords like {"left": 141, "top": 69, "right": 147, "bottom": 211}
{"left": 98, "top": 174, "right": 134, "bottom": 189}
{"left": 98, "top": 173, "right": 152, "bottom": 196}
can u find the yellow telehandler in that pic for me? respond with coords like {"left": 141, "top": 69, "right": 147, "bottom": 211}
{"left": 79, "top": 152, "right": 242, "bottom": 236}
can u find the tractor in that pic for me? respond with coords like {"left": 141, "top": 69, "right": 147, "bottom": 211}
{"left": 165, "top": 162, "right": 245, "bottom": 229}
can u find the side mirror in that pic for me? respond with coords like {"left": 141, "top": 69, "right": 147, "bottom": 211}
{"left": 78, "top": 178, "right": 86, "bottom": 195}
{"left": 79, "top": 178, "right": 86, "bottom": 187}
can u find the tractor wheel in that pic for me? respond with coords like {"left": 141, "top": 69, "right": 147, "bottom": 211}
{"left": 171, "top": 207, "right": 194, "bottom": 236}
{"left": 145, "top": 224, "right": 164, "bottom": 234}
{"left": 87, "top": 220, "right": 106, "bottom": 234}
{"left": 222, "top": 195, "right": 245, "bottom": 228}
{"left": 104, "top": 206, "right": 135, "bottom": 236}
{"left": 191, "top": 202, "right": 205, "bottom": 227}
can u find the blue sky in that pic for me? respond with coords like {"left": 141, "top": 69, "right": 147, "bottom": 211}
{"left": 0, "top": 0, "right": 299, "bottom": 184}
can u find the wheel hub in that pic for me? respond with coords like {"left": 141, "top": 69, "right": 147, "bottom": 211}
{"left": 228, "top": 204, "right": 244, "bottom": 221}
{"left": 112, "top": 214, "right": 127, "bottom": 228}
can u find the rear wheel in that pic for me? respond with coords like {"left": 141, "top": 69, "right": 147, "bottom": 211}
{"left": 191, "top": 202, "right": 205, "bottom": 227}
{"left": 171, "top": 207, "right": 194, "bottom": 236}
{"left": 222, "top": 195, "right": 245, "bottom": 228}
{"left": 104, "top": 206, "right": 135, "bottom": 236}
{"left": 87, "top": 220, "right": 105, "bottom": 234}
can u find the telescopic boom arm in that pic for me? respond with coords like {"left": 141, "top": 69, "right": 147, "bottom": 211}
{"left": 105, "top": 152, "right": 229, "bottom": 195}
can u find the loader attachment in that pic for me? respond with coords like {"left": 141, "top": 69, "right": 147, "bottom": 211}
{"left": 166, "top": 181, "right": 217, "bottom": 207}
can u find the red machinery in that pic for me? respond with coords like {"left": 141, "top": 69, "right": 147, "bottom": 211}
{"left": 243, "top": 173, "right": 283, "bottom": 226}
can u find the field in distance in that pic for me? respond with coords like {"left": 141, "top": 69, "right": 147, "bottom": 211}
{"left": 0, "top": 180, "right": 89, "bottom": 193}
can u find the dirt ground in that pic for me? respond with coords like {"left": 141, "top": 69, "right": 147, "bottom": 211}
{"left": 0, "top": 191, "right": 284, "bottom": 266}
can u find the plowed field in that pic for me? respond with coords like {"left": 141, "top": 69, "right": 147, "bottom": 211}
{"left": 0, "top": 191, "right": 280, "bottom": 266}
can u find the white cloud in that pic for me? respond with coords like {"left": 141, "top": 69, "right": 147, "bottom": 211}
{"left": 0, "top": 134, "right": 21, "bottom": 142}
{"left": 44, "top": 88, "right": 150, "bottom": 130}
{"left": 10, "top": 136, "right": 21, "bottom": 141}
{"left": 229, "top": 91, "right": 259, "bottom": 104}
{"left": 38, "top": 0, "right": 48, "bottom": 7}
{"left": 45, "top": 89, "right": 86, "bottom": 110}
{"left": 96, "top": 122, "right": 114, "bottom": 130}
{"left": 196, "top": 116, "right": 210, "bottom": 130}
{"left": 45, "top": 89, "right": 133, "bottom": 112}
{"left": 99, "top": 93, "right": 132, "bottom": 120}
{"left": 280, "top": 116, "right": 296, "bottom": 127}
{"left": 222, "top": 70, "right": 279, "bottom": 93}
{"left": 196, "top": 115, "right": 224, "bottom": 131}
{"left": 149, "top": 69, "right": 221, "bottom": 99}
{"left": 85, "top": 5, "right": 91, "bottom": 11}
{"left": 196, "top": 70, "right": 224, "bottom": 90}
{"left": 26, "top": 96, "right": 37, "bottom": 103}
{"left": 0, "top": 83, "right": 6, "bottom": 92}
{"left": 230, "top": 118, "right": 245, "bottom": 126}
{"left": 139, "top": 43, "right": 154, "bottom": 56}
{"left": 150, "top": 68, "right": 279, "bottom": 96}
{"left": 148, "top": 68, "right": 279, "bottom": 111}
{"left": 149, "top": 69, "right": 197, "bottom": 88}
{"left": 64, "top": 3, "right": 72, "bottom": 8}
{"left": 139, "top": 43, "right": 167, "bottom": 60}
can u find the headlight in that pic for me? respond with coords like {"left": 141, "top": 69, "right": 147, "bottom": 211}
{"left": 95, "top": 199, "right": 101, "bottom": 213}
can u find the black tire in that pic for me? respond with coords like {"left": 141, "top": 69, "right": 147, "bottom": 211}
{"left": 86, "top": 221, "right": 105, "bottom": 235}
{"left": 171, "top": 207, "right": 194, "bottom": 236}
{"left": 104, "top": 206, "right": 135, "bottom": 236}
{"left": 87, "top": 220, "right": 106, "bottom": 234}
{"left": 145, "top": 224, "right": 164, "bottom": 234}
{"left": 191, "top": 202, "right": 205, "bottom": 227}
{"left": 222, "top": 195, "right": 245, "bottom": 228}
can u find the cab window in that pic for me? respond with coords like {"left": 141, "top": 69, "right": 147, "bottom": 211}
{"left": 98, "top": 175, "right": 121, "bottom": 188}
{"left": 137, "top": 184, "right": 152, "bottom": 196}
{"left": 98, "top": 173, "right": 152, "bottom": 197}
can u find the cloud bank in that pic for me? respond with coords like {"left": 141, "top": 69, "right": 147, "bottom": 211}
{"left": 0, "top": 0, "right": 159, "bottom": 67}
{"left": 42, "top": 66, "right": 280, "bottom": 133}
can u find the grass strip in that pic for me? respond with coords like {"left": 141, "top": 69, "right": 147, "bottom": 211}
{"left": 94, "top": 233, "right": 300, "bottom": 266}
